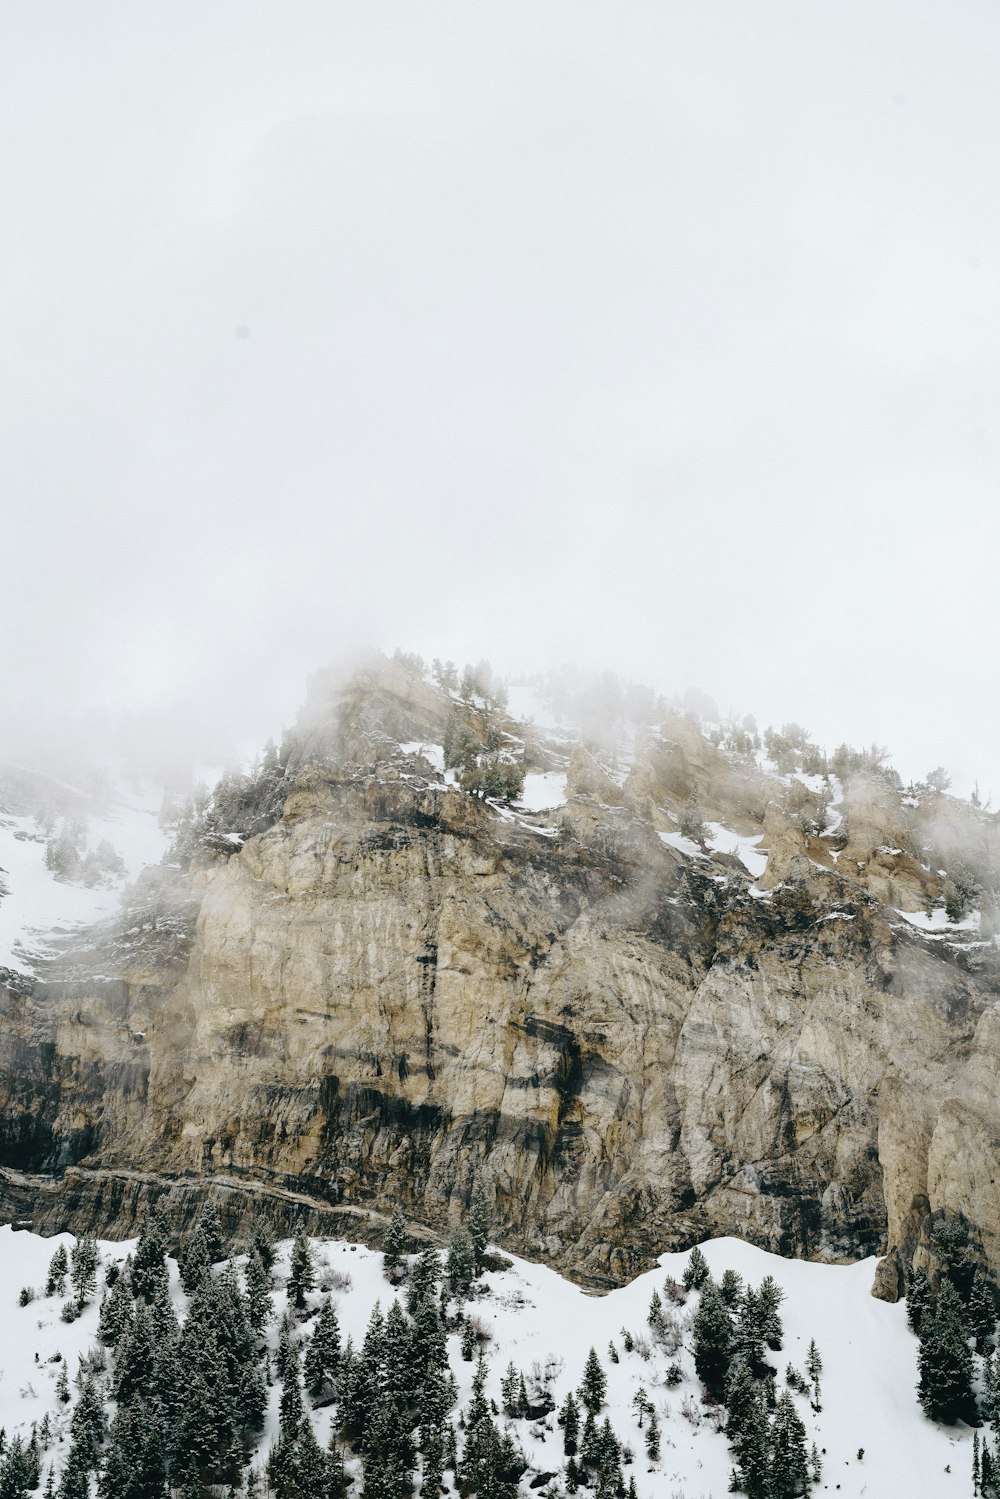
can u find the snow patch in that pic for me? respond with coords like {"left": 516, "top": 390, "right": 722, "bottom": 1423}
{"left": 399, "top": 742, "right": 446, "bottom": 774}
{"left": 658, "top": 829, "right": 705, "bottom": 859}
{"left": 895, "top": 906, "right": 981, "bottom": 934}
{"left": 0, "top": 785, "right": 170, "bottom": 973}
{"left": 517, "top": 772, "right": 568, "bottom": 813}
{"left": 704, "top": 822, "right": 768, "bottom": 878}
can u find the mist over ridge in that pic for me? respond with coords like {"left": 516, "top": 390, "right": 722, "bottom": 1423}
{"left": 2, "top": 3, "right": 999, "bottom": 802}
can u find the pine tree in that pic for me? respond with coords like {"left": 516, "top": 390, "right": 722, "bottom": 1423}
{"left": 46, "top": 1245, "right": 69, "bottom": 1298}
{"left": 293, "top": 1418, "right": 331, "bottom": 1497}
{"left": 114, "top": 1304, "right": 157, "bottom": 1404}
{"left": 679, "top": 793, "right": 708, "bottom": 844}
{"left": 305, "top": 1296, "right": 342, "bottom": 1403}
{"left": 724, "top": 1357, "right": 756, "bottom": 1450}
{"left": 647, "top": 1287, "right": 663, "bottom": 1327}
{"left": 736, "top": 1286, "right": 766, "bottom": 1368}
{"left": 422, "top": 1422, "right": 445, "bottom": 1499}
{"left": 250, "top": 1221, "right": 276, "bottom": 1273}
{"left": 907, "top": 1268, "right": 933, "bottom": 1335}
{"left": 199, "top": 1201, "right": 224, "bottom": 1262}
{"left": 328, "top": 1441, "right": 349, "bottom": 1499}
{"left": 970, "top": 1270, "right": 998, "bottom": 1352}
{"left": 930, "top": 1214, "right": 977, "bottom": 1301}
{"left": 758, "top": 1275, "right": 785, "bottom": 1350}
{"left": 559, "top": 1392, "right": 580, "bottom": 1456}
{"left": 70, "top": 1371, "right": 107, "bottom": 1468}
{"left": 383, "top": 1208, "right": 408, "bottom": 1275}
{"left": 985, "top": 1351, "right": 1000, "bottom": 1428}
{"left": 99, "top": 1403, "right": 168, "bottom": 1499}
{"left": 644, "top": 1408, "right": 660, "bottom": 1464}
{"left": 406, "top": 1245, "right": 441, "bottom": 1316}
{"left": 98, "top": 1272, "right": 134, "bottom": 1347}
{"left": 595, "top": 1418, "right": 622, "bottom": 1498}
{"left": 719, "top": 1268, "right": 744, "bottom": 1307}
{"left": 70, "top": 1236, "right": 98, "bottom": 1308}
{"left": 336, "top": 1337, "right": 365, "bottom": 1446}
{"left": 809, "top": 1442, "right": 822, "bottom": 1483}
{"left": 179, "top": 1222, "right": 212, "bottom": 1294}
{"left": 362, "top": 1385, "right": 415, "bottom": 1499}
{"left": 278, "top": 1342, "right": 305, "bottom": 1444}
{"left": 382, "top": 1299, "right": 412, "bottom": 1402}
{"left": 459, "top": 1410, "right": 520, "bottom": 1499}
{"left": 130, "top": 1214, "right": 169, "bottom": 1303}
{"left": 729, "top": 1383, "right": 771, "bottom": 1499}
{"left": 918, "top": 1279, "right": 976, "bottom": 1424}
{"left": 683, "top": 1246, "right": 710, "bottom": 1290}
{"left": 446, "top": 1229, "right": 475, "bottom": 1297}
{"left": 58, "top": 1439, "right": 91, "bottom": 1499}
{"left": 631, "top": 1389, "right": 650, "bottom": 1429}
{"left": 806, "top": 1338, "right": 823, "bottom": 1406}
{"left": 579, "top": 1348, "right": 607, "bottom": 1415}
{"left": 693, "top": 1280, "right": 733, "bottom": 1398}
{"left": 466, "top": 1349, "right": 490, "bottom": 1438}
{"left": 345, "top": 1302, "right": 385, "bottom": 1448}
{"left": 287, "top": 1233, "right": 315, "bottom": 1311}
{"left": 501, "top": 1363, "right": 520, "bottom": 1419}
{"left": 468, "top": 1176, "right": 492, "bottom": 1273}
{"left": 770, "top": 1390, "right": 809, "bottom": 1499}
{"left": 580, "top": 1410, "right": 600, "bottom": 1471}
{"left": 245, "top": 1245, "right": 272, "bottom": 1338}
{"left": 408, "top": 1290, "right": 452, "bottom": 1427}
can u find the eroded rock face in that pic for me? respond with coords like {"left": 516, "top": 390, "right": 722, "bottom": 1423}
{"left": 2, "top": 663, "right": 999, "bottom": 1293}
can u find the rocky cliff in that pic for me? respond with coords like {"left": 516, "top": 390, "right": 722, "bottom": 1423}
{"left": 2, "top": 657, "right": 999, "bottom": 1293}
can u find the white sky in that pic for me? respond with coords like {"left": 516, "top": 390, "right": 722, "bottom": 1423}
{"left": 2, "top": 3, "right": 999, "bottom": 795}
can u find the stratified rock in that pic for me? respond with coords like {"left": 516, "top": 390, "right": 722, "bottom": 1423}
{"left": 1, "top": 658, "right": 999, "bottom": 1295}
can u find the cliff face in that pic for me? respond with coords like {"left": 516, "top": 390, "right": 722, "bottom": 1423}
{"left": 2, "top": 659, "right": 999, "bottom": 1291}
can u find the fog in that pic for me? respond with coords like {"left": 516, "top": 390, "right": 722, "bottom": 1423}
{"left": 2, "top": 3, "right": 999, "bottom": 795}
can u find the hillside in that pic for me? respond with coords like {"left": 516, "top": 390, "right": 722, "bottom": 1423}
{"left": 0, "top": 1222, "right": 978, "bottom": 1499}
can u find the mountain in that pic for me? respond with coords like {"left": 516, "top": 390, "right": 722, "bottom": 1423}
{"left": 1, "top": 653, "right": 999, "bottom": 1302}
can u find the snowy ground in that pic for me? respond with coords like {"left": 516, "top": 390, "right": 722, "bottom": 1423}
{"left": 0, "top": 783, "right": 169, "bottom": 973}
{"left": 400, "top": 742, "right": 446, "bottom": 775}
{"left": 658, "top": 824, "right": 770, "bottom": 882}
{"left": 0, "top": 1225, "right": 975, "bottom": 1498}
{"left": 895, "top": 906, "right": 982, "bottom": 935}
{"left": 518, "top": 772, "right": 569, "bottom": 813}
{"left": 704, "top": 824, "right": 768, "bottom": 879}
{"left": 658, "top": 829, "right": 707, "bottom": 861}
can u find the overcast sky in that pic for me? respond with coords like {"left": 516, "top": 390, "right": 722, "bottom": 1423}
{"left": 2, "top": 3, "right": 999, "bottom": 794}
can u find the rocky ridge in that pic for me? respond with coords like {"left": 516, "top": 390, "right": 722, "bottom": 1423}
{"left": 2, "top": 655, "right": 999, "bottom": 1295}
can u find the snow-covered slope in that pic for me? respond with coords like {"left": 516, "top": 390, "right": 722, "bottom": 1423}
{"left": 0, "top": 1226, "right": 972, "bottom": 1498}
{"left": 0, "top": 779, "right": 169, "bottom": 973}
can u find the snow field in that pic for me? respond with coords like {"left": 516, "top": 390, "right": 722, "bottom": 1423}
{"left": 658, "top": 824, "right": 769, "bottom": 882}
{"left": 0, "top": 1226, "right": 975, "bottom": 1498}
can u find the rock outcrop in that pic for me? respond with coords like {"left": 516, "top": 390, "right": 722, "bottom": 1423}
{"left": 1, "top": 657, "right": 999, "bottom": 1293}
